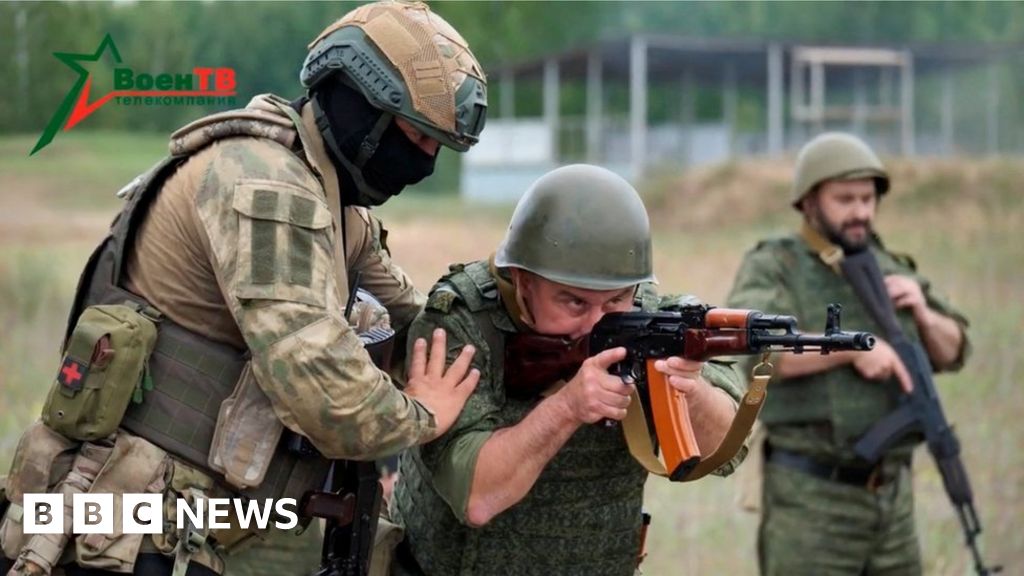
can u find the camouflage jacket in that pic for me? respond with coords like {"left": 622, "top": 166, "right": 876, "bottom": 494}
{"left": 726, "top": 231, "right": 970, "bottom": 462}
{"left": 392, "top": 260, "right": 745, "bottom": 576}
{"left": 126, "top": 94, "right": 433, "bottom": 459}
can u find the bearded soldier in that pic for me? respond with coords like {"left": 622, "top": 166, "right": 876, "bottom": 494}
{"left": 0, "top": 2, "right": 486, "bottom": 575}
{"left": 726, "top": 133, "right": 970, "bottom": 576}
{"left": 390, "top": 164, "right": 746, "bottom": 576}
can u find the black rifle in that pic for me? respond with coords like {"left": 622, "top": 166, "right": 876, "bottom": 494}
{"left": 841, "top": 250, "right": 1000, "bottom": 576}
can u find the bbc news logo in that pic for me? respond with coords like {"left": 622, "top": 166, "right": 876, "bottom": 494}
{"left": 22, "top": 494, "right": 298, "bottom": 534}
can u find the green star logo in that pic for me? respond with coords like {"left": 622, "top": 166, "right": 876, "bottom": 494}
{"left": 31, "top": 33, "right": 122, "bottom": 156}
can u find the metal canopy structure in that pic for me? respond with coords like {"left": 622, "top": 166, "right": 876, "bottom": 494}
{"left": 461, "top": 34, "right": 1020, "bottom": 201}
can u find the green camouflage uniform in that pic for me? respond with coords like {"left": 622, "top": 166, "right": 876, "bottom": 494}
{"left": 726, "top": 232, "right": 970, "bottom": 576}
{"left": 392, "top": 261, "right": 746, "bottom": 576}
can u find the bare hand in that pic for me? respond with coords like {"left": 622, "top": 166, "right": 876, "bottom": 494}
{"left": 405, "top": 328, "right": 481, "bottom": 440}
{"left": 558, "top": 347, "right": 632, "bottom": 424}
{"left": 885, "top": 275, "right": 926, "bottom": 317}
{"left": 653, "top": 356, "right": 708, "bottom": 398}
{"left": 851, "top": 338, "right": 914, "bottom": 394}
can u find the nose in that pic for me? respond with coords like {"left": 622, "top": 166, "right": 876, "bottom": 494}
{"left": 395, "top": 117, "right": 440, "bottom": 157}
{"left": 853, "top": 199, "right": 873, "bottom": 222}
{"left": 418, "top": 136, "right": 440, "bottom": 157}
{"left": 582, "top": 307, "right": 605, "bottom": 334}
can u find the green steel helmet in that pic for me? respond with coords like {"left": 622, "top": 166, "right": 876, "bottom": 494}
{"left": 791, "top": 132, "right": 890, "bottom": 209}
{"left": 494, "top": 164, "right": 656, "bottom": 291}
{"left": 301, "top": 1, "right": 488, "bottom": 152}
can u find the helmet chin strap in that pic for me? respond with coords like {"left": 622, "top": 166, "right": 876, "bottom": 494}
{"left": 311, "top": 93, "right": 393, "bottom": 207}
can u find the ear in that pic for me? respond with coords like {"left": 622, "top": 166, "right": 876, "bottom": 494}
{"left": 800, "top": 187, "right": 819, "bottom": 220}
{"left": 509, "top": 268, "right": 527, "bottom": 290}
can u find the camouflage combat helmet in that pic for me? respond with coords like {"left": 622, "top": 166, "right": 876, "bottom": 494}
{"left": 792, "top": 132, "right": 890, "bottom": 209}
{"left": 301, "top": 0, "right": 488, "bottom": 152}
{"left": 494, "top": 164, "right": 656, "bottom": 291}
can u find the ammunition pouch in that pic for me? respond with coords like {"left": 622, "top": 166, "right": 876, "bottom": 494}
{"left": 0, "top": 423, "right": 79, "bottom": 563}
{"left": 209, "top": 362, "right": 284, "bottom": 491}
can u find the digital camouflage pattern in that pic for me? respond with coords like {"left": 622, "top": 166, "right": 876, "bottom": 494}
{"left": 759, "top": 458, "right": 919, "bottom": 575}
{"left": 392, "top": 261, "right": 745, "bottom": 576}
{"left": 726, "top": 232, "right": 970, "bottom": 576}
{"left": 726, "top": 233, "right": 970, "bottom": 460}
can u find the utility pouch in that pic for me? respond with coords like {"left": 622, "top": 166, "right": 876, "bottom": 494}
{"left": 74, "top": 434, "right": 169, "bottom": 572}
{"left": 0, "top": 422, "right": 79, "bottom": 561}
{"left": 208, "top": 362, "right": 284, "bottom": 490}
{"left": 42, "top": 304, "right": 159, "bottom": 441}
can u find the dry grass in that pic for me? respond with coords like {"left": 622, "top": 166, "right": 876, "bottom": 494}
{"left": 0, "top": 132, "right": 1020, "bottom": 575}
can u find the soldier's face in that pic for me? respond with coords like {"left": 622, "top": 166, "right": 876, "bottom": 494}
{"left": 513, "top": 271, "right": 635, "bottom": 340}
{"left": 806, "top": 178, "right": 877, "bottom": 250}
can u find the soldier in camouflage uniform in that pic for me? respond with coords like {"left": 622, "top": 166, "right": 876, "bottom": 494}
{"left": 390, "top": 164, "right": 747, "bottom": 576}
{"left": 0, "top": 2, "right": 486, "bottom": 576}
{"left": 726, "top": 133, "right": 970, "bottom": 576}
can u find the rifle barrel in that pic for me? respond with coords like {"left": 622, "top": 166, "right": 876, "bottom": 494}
{"left": 751, "top": 332, "right": 875, "bottom": 352}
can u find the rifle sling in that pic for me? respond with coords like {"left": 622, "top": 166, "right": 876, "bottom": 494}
{"left": 800, "top": 223, "right": 905, "bottom": 341}
{"left": 800, "top": 222, "right": 844, "bottom": 275}
{"left": 622, "top": 369, "right": 770, "bottom": 482}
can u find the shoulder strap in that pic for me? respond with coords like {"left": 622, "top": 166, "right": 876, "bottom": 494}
{"left": 63, "top": 155, "right": 186, "bottom": 345}
{"left": 440, "top": 261, "right": 499, "bottom": 313}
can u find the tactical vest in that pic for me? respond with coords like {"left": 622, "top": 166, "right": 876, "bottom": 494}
{"left": 758, "top": 236, "right": 923, "bottom": 451}
{"left": 62, "top": 127, "right": 330, "bottom": 502}
{"left": 393, "top": 261, "right": 646, "bottom": 576}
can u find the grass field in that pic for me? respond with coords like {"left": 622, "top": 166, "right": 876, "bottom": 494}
{"left": 0, "top": 131, "right": 1020, "bottom": 575}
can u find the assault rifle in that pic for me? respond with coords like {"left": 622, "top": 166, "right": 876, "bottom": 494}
{"left": 841, "top": 251, "right": 1000, "bottom": 575}
{"left": 505, "top": 303, "right": 874, "bottom": 481}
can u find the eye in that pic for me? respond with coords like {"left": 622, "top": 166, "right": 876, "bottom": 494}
{"left": 564, "top": 297, "right": 587, "bottom": 315}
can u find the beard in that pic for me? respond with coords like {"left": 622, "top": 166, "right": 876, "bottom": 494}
{"left": 811, "top": 205, "right": 874, "bottom": 254}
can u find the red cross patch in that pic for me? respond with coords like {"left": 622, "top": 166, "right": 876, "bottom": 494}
{"left": 57, "top": 356, "right": 89, "bottom": 392}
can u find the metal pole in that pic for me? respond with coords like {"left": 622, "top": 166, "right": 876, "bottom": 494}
{"left": 986, "top": 64, "right": 999, "bottom": 155}
{"left": 500, "top": 70, "right": 515, "bottom": 119}
{"left": 852, "top": 68, "right": 867, "bottom": 135}
{"left": 722, "top": 61, "right": 737, "bottom": 157}
{"left": 811, "top": 61, "right": 825, "bottom": 134}
{"left": 767, "top": 43, "right": 784, "bottom": 154}
{"left": 900, "top": 51, "right": 915, "bottom": 156}
{"left": 680, "top": 67, "right": 695, "bottom": 164}
{"left": 543, "top": 58, "right": 560, "bottom": 162}
{"left": 630, "top": 36, "right": 648, "bottom": 181}
{"left": 941, "top": 67, "right": 954, "bottom": 155}
{"left": 586, "top": 50, "right": 603, "bottom": 163}
{"left": 791, "top": 51, "right": 806, "bottom": 145}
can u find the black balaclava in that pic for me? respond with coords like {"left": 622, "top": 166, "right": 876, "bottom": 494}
{"left": 312, "top": 81, "right": 438, "bottom": 207}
